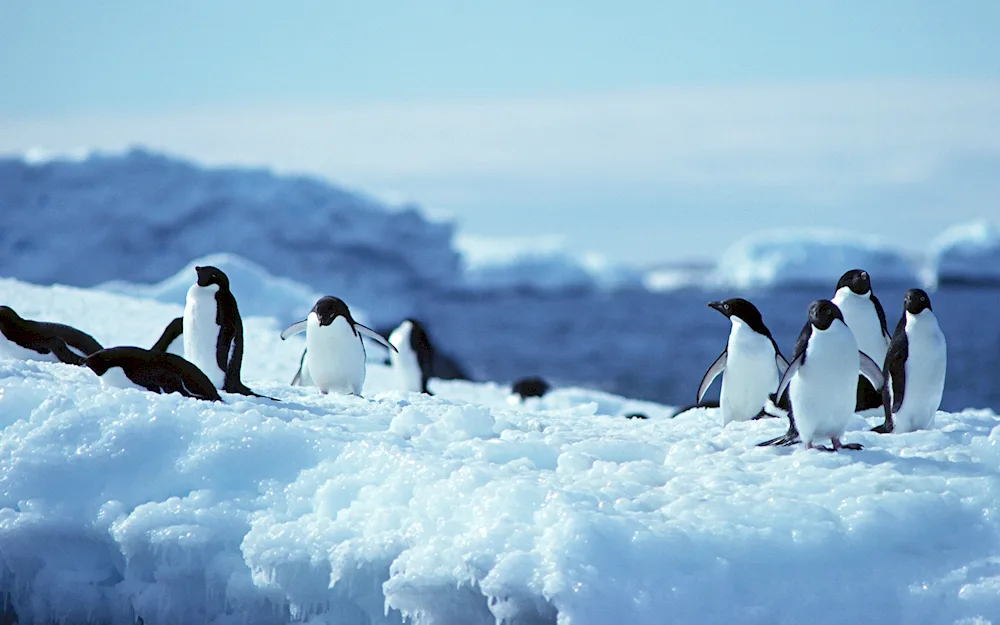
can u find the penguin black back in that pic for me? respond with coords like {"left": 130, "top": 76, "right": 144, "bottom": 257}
{"left": 84, "top": 346, "right": 222, "bottom": 402}
{"left": 0, "top": 305, "right": 103, "bottom": 364}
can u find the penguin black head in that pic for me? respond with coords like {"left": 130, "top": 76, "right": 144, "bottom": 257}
{"left": 708, "top": 298, "right": 769, "bottom": 332}
{"left": 512, "top": 376, "right": 550, "bottom": 399}
{"left": 808, "top": 299, "right": 844, "bottom": 330}
{"left": 836, "top": 269, "right": 872, "bottom": 296}
{"left": 0, "top": 306, "right": 21, "bottom": 326}
{"left": 195, "top": 266, "right": 230, "bottom": 290}
{"left": 312, "top": 296, "right": 354, "bottom": 327}
{"left": 904, "top": 289, "right": 933, "bottom": 315}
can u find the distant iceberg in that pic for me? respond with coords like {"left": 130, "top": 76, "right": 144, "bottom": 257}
{"left": 0, "top": 148, "right": 460, "bottom": 324}
{"left": 711, "top": 229, "right": 921, "bottom": 289}
{"left": 930, "top": 221, "right": 1000, "bottom": 287}
{"left": 456, "top": 234, "right": 643, "bottom": 292}
{"left": 98, "top": 253, "right": 326, "bottom": 323}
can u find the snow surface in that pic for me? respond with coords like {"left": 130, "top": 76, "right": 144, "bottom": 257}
{"left": 1, "top": 277, "right": 1000, "bottom": 625}
{"left": 0, "top": 148, "right": 459, "bottom": 324}
{"left": 711, "top": 229, "right": 922, "bottom": 289}
{"left": 930, "top": 220, "right": 1000, "bottom": 287}
{"left": 456, "top": 234, "right": 642, "bottom": 292}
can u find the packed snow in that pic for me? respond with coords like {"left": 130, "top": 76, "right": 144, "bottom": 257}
{"left": 456, "top": 234, "right": 643, "bottom": 292}
{"left": 1, "top": 276, "right": 999, "bottom": 625}
{"left": 0, "top": 148, "right": 459, "bottom": 324}
{"left": 930, "top": 220, "right": 1000, "bottom": 287}
{"left": 711, "top": 229, "right": 921, "bottom": 289}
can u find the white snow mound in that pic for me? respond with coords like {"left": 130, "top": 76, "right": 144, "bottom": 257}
{"left": 0, "top": 277, "right": 998, "bottom": 625}
{"left": 98, "top": 253, "right": 326, "bottom": 324}
{"left": 712, "top": 229, "right": 921, "bottom": 289}
{"left": 930, "top": 220, "right": 1000, "bottom": 286}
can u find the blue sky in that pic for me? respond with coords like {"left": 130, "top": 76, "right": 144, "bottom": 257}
{"left": 2, "top": 1, "right": 999, "bottom": 264}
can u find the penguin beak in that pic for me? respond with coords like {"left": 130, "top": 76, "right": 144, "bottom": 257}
{"left": 708, "top": 301, "right": 728, "bottom": 316}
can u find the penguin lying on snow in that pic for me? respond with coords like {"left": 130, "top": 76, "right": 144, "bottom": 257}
{"left": 0, "top": 305, "right": 103, "bottom": 364}
{"left": 281, "top": 296, "right": 396, "bottom": 395}
{"left": 183, "top": 266, "right": 269, "bottom": 398}
{"left": 873, "top": 289, "right": 947, "bottom": 434}
{"left": 696, "top": 298, "right": 789, "bottom": 425}
{"left": 773, "top": 300, "right": 885, "bottom": 451}
{"left": 832, "top": 269, "right": 891, "bottom": 411}
{"left": 83, "top": 347, "right": 222, "bottom": 402}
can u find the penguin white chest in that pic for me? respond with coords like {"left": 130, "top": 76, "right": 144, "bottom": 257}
{"left": 720, "top": 320, "right": 778, "bottom": 424}
{"left": 895, "top": 312, "right": 947, "bottom": 432}
{"left": 790, "top": 321, "right": 859, "bottom": 445}
{"left": 0, "top": 333, "right": 60, "bottom": 362}
{"left": 833, "top": 289, "right": 888, "bottom": 364}
{"left": 389, "top": 323, "right": 422, "bottom": 392}
{"left": 306, "top": 315, "right": 366, "bottom": 395}
{"left": 99, "top": 367, "right": 148, "bottom": 393}
{"left": 183, "top": 284, "right": 226, "bottom": 389}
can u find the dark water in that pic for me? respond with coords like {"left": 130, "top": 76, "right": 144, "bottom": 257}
{"left": 414, "top": 286, "right": 1000, "bottom": 412}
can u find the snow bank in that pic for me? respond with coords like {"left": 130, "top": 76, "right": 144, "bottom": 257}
{"left": 457, "top": 234, "right": 642, "bottom": 291}
{"left": 0, "top": 148, "right": 460, "bottom": 323}
{"left": 98, "top": 253, "right": 325, "bottom": 324}
{"left": 711, "top": 229, "right": 921, "bottom": 289}
{"left": 930, "top": 220, "right": 1000, "bottom": 286}
{"left": 0, "top": 277, "right": 999, "bottom": 624}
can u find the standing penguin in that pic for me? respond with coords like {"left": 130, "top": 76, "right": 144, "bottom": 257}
{"left": 281, "top": 296, "right": 396, "bottom": 395}
{"left": 182, "top": 266, "right": 262, "bottom": 397}
{"left": 0, "top": 305, "right": 103, "bottom": 364}
{"left": 388, "top": 318, "right": 435, "bottom": 394}
{"left": 775, "top": 299, "right": 885, "bottom": 451}
{"left": 872, "top": 289, "right": 947, "bottom": 434}
{"left": 832, "top": 269, "right": 891, "bottom": 410}
{"left": 697, "top": 298, "right": 790, "bottom": 425}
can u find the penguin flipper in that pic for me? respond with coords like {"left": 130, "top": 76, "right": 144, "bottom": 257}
{"left": 151, "top": 317, "right": 184, "bottom": 352}
{"left": 697, "top": 349, "right": 727, "bottom": 403}
{"left": 775, "top": 352, "right": 806, "bottom": 401}
{"left": 858, "top": 352, "right": 885, "bottom": 391}
{"left": 871, "top": 293, "right": 891, "bottom": 343}
{"left": 48, "top": 338, "right": 87, "bottom": 365}
{"left": 775, "top": 352, "right": 790, "bottom": 376}
{"left": 355, "top": 323, "right": 398, "bottom": 353}
{"left": 280, "top": 319, "right": 308, "bottom": 340}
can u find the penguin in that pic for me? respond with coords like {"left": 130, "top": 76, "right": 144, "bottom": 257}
{"left": 832, "top": 269, "right": 891, "bottom": 411}
{"left": 0, "top": 305, "right": 103, "bottom": 365}
{"left": 281, "top": 296, "right": 396, "bottom": 395}
{"left": 774, "top": 300, "right": 885, "bottom": 451}
{"left": 511, "top": 376, "right": 550, "bottom": 400}
{"left": 388, "top": 318, "right": 435, "bottom": 394}
{"left": 696, "top": 298, "right": 790, "bottom": 425}
{"left": 150, "top": 317, "right": 184, "bottom": 355}
{"left": 83, "top": 346, "right": 221, "bottom": 402}
{"left": 182, "top": 265, "right": 262, "bottom": 397}
{"left": 872, "top": 289, "right": 947, "bottom": 434}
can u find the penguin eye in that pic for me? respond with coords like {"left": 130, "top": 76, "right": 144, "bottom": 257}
{"left": 724, "top": 304, "right": 730, "bottom": 310}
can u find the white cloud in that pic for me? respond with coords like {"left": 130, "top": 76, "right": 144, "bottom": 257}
{"left": 1, "top": 79, "right": 998, "bottom": 192}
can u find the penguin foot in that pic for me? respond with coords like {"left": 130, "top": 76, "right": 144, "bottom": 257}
{"left": 757, "top": 433, "right": 801, "bottom": 447}
{"left": 871, "top": 422, "right": 893, "bottom": 434}
{"left": 807, "top": 442, "right": 836, "bottom": 452}
{"left": 828, "top": 438, "right": 863, "bottom": 451}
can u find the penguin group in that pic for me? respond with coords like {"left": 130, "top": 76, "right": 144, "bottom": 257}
{"left": 0, "top": 265, "right": 444, "bottom": 403}
{"left": 695, "top": 269, "right": 947, "bottom": 451}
